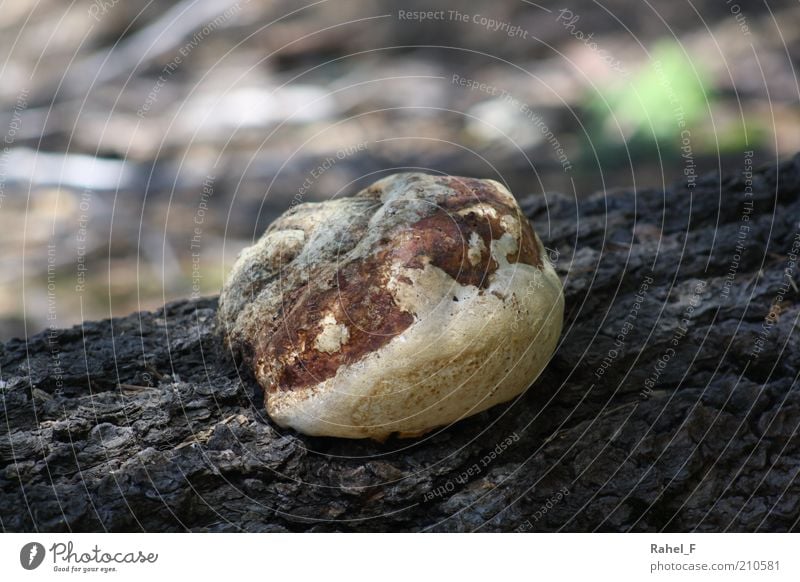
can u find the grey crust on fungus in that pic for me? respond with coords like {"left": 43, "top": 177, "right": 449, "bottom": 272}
{"left": 219, "top": 173, "right": 564, "bottom": 439}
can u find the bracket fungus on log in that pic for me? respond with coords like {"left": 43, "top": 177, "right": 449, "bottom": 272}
{"left": 219, "top": 173, "right": 564, "bottom": 439}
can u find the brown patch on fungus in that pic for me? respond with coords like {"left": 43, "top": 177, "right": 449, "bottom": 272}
{"left": 256, "top": 249, "right": 414, "bottom": 393}
{"left": 513, "top": 216, "right": 542, "bottom": 268}
{"left": 391, "top": 210, "right": 499, "bottom": 289}
{"left": 441, "top": 176, "right": 542, "bottom": 269}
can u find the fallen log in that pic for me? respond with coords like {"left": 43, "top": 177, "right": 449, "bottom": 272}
{"left": 2, "top": 154, "right": 800, "bottom": 532}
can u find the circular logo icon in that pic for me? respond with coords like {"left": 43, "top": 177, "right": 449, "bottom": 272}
{"left": 20, "top": 542, "right": 46, "bottom": 570}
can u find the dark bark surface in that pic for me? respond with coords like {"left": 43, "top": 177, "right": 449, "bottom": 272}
{"left": 2, "top": 155, "right": 800, "bottom": 532}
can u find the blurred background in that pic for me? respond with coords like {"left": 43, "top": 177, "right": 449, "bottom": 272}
{"left": 1, "top": 0, "right": 798, "bottom": 339}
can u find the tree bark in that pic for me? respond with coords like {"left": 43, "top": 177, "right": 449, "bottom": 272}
{"left": 3, "top": 154, "right": 800, "bottom": 532}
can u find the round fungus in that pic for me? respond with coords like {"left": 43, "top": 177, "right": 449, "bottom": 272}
{"left": 219, "top": 173, "right": 564, "bottom": 439}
